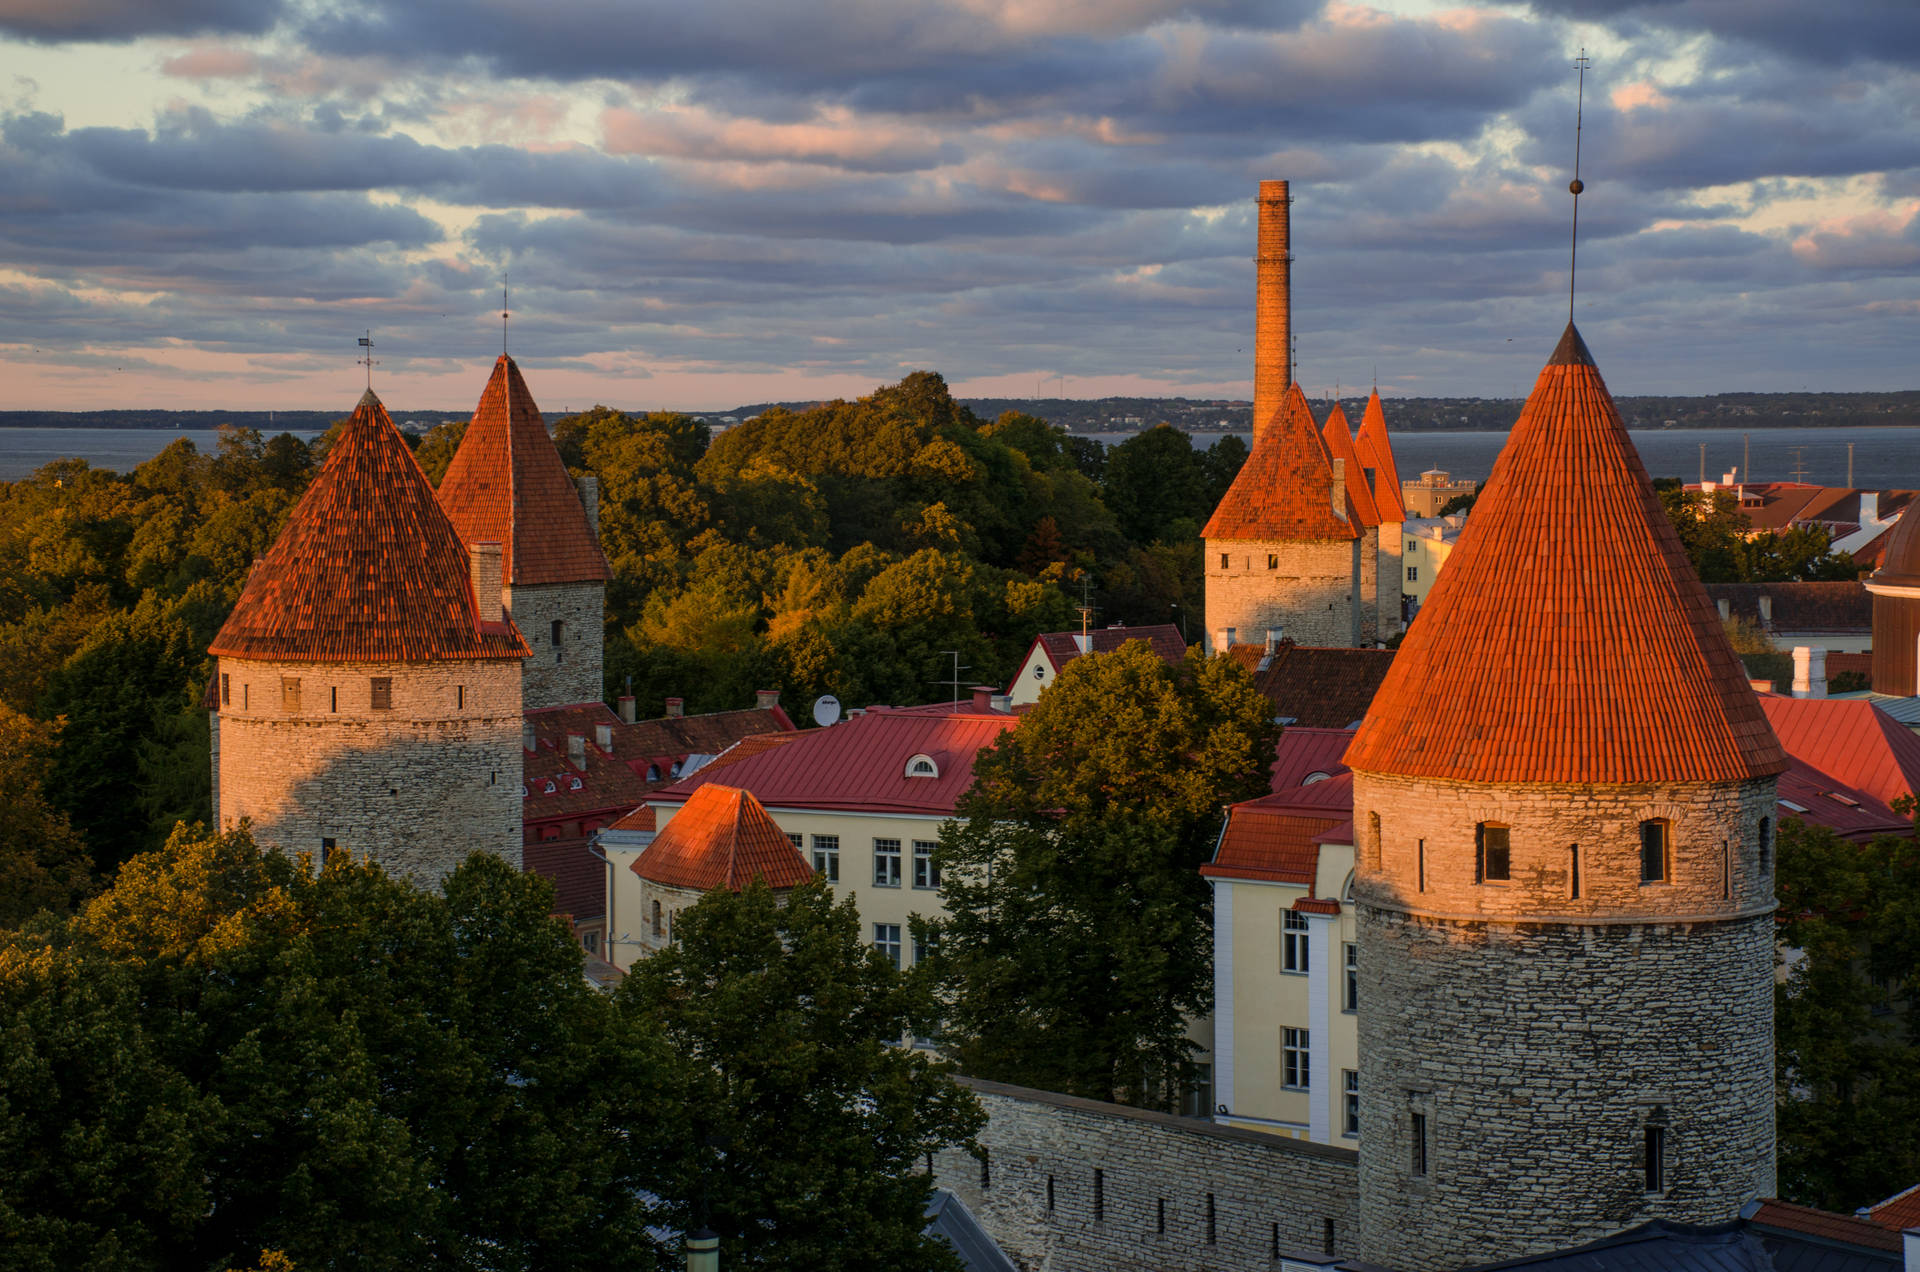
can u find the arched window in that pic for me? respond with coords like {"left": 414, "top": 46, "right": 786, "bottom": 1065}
{"left": 1302, "top": 770, "right": 1332, "bottom": 785}
{"left": 645, "top": 764, "right": 660, "bottom": 782}
{"left": 567, "top": 775, "right": 584, "bottom": 792}
{"left": 542, "top": 779, "right": 557, "bottom": 795}
{"left": 905, "top": 754, "right": 940, "bottom": 779}
{"left": 1342, "top": 870, "right": 1356, "bottom": 903}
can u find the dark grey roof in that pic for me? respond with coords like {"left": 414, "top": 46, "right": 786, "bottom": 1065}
{"left": 925, "top": 1189, "right": 1018, "bottom": 1272}
{"left": 1457, "top": 1219, "right": 1900, "bottom": 1272}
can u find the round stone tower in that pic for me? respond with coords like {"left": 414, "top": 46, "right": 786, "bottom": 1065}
{"left": 209, "top": 389, "right": 530, "bottom": 886}
{"left": 1863, "top": 508, "right": 1920, "bottom": 696}
{"left": 437, "top": 355, "right": 613, "bottom": 710}
{"left": 1343, "top": 326, "right": 1786, "bottom": 1271}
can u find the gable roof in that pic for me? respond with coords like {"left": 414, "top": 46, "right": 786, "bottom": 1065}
{"left": 1225, "top": 643, "right": 1396, "bottom": 730}
{"left": 1759, "top": 695, "right": 1920, "bottom": 808}
{"left": 632, "top": 783, "right": 813, "bottom": 891}
{"left": 1320, "top": 402, "right": 1381, "bottom": 528}
{"left": 1346, "top": 325, "right": 1787, "bottom": 785}
{"left": 436, "top": 355, "right": 613, "bottom": 586}
{"left": 1202, "top": 382, "right": 1358, "bottom": 543}
{"left": 1020, "top": 624, "right": 1186, "bottom": 683}
{"left": 1776, "top": 756, "right": 1911, "bottom": 842}
{"left": 210, "top": 390, "right": 529, "bottom": 664}
{"left": 1268, "top": 725, "right": 1358, "bottom": 791}
{"left": 1354, "top": 390, "right": 1406, "bottom": 522}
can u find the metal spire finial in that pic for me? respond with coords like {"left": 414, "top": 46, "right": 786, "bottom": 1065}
{"left": 1568, "top": 48, "right": 1591, "bottom": 322}
{"left": 356, "top": 330, "right": 378, "bottom": 390}
{"left": 502, "top": 274, "right": 510, "bottom": 355}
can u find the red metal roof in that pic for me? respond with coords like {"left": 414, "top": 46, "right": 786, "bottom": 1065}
{"left": 1760, "top": 695, "right": 1920, "bottom": 808}
{"left": 653, "top": 708, "right": 1016, "bottom": 817}
{"left": 211, "top": 389, "right": 530, "bottom": 664}
{"left": 1203, "top": 382, "right": 1358, "bottom": 543}
{"left": 436, "top": 355, "right": 613, "bottom": 586}
{"left": 1354, "top": 390, "right": 1406, "bottom": 522}
{"left": 1268, "top": 726, "right": 1358, "bottom": 791}
{"left": 1346, "top": 325, "right": 1787, "bottom": 785}
{"left": 1777, "top": 756, "right": 1911, "bottom": 841}
{"left": 633, "top": 784, "right": 813, "bottom": 892}
{"left": 1320, "top": 402, "right": 1381, "bottom": 528}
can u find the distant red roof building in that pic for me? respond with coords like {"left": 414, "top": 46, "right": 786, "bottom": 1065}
{"left": 210, "top": 390, "right": 529, "bottom": 663}
{"left": 1354, "top": 390, "right": 1406, "bottom": 523}
{"left": 436, "top": 355, "right": 612, "bottom": 587}
{"left": 631, "top": 783, "right": 813, "bottom": 893}
{"left": 1203, "top": 383, "right": 1358, "bottom": 543}
{"left": 1320, "top": 402, "right": 1381, "bottom": 528}
{"left": 1008, "top": 623, "right": 1187, "bottom": 702}
{"left": 1346, "top": 325, "right": 1786, "bottom": 785}
{"left": 1704, "top": 582, "right": 1872, "bottom": 638}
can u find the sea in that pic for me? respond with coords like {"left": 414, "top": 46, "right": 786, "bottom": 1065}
{"left": 2, "top": 424, "right": 1918, "bottom": 490}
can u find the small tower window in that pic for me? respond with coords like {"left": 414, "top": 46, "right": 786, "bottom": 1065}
{"left": 330, "top": 685, "right": 338, "bottom": 713}
{"left": 1219, "top": 552, "right": 1230, "bottom": 570}
{"left": 1417, "top": 838, "right": 1426, "bottom": 892}
{"left": 281, "top": 677, "right": 301, "bottom": 712}
{"left": 1758, "top": 816, "right": 1773, "bottom": 876}
{"left": 1644, "top": 1123, "right": 1667, "bottom": 1193}
{"left": 1569, "top": 844, "right": 1582, "bottom": 899}
{"left": 1411, "top": 1112, "right": 1429, "bottom": 1176}
{"left": 370, "top": 677, "right": 392, "bottom": 710}
{"left": 320, "top": 836, "right": 336, "bottom": 863}
{"left": 1267, "top": 553, "right": 1279, "bottom": 570}
{"left": 551, "top": 619, "right": 565, "bottom": 664}
{"left": 457, "top": 685, "right": 465, "bottom": 710}
{"left": 1475, "top": 822, "right": 1510, "bottom": 882}
{"left": 220, "top": 673, "right": 230, "bottom": 706}
{"left": 1640, "top": 819, "right": 1670, "bottom": 884}
{"left": 1366, "top": 811, "right": 1382, "bottom": 871}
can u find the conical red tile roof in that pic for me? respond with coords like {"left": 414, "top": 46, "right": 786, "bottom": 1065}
{"left": 1203, "top": 382, "right": 1358, "bottom": 542}
{"left": 1868, "top": 504, "right": 1920, "bottom": 588}
{"left": 437, "top": 355, "right": 612, "bottom": 586}
{"left": 633, "top": 783, "right": 813, "bottom": 892}
{"left": 211, "top": 390, "right": 530, "bottom": 663}
{"left": 1344, "top": 326, "right": 1785, "bottom": 784}
{"left": 1320, "top": 402, "right": 1381, "bottom": 528}
{"left": 1354, "top": 390, "right": 1405, "bottom": 522}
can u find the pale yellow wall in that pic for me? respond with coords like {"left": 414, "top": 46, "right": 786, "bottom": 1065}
{"left": 1007, "top": 643, "right": 1058, "bottom": 707}
{"left": 1402, "top": 531, "right": 1456, "bottom": 607}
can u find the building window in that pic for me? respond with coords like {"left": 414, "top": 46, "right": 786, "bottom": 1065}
{"left": 1324, "top": 1218, "right": 1335, "bottom": 1257}
{"left": 1343, "top": 1070, "right": 1360, "bottom": 1136}
{"left": 370, "top": 677, "right": 392, "bottom": 710}
{"left": 1093, "top": 1169, "right": 1104, "bottom": 1222}
{"left": 1181, "top": 1063, "right": 1212, "bottom": 1118}
{"left": 281, "top": 677, "right": 301, "bottom": 712}
{"left": 1721, "top": 839, "right": 1731, "bottom": 899}
{"left": 913, "top": 840, "right": 940, "bottom": 889}
{"left": 582, "top": 931, "right": 599, "bottom": 954}
{"left": 1282, "top": 909, "right": 1310, "bottom": 973}
{"left": 1046, "top": 1175, "right": 1055, "bottom": 1211}
{"left": 1407, "top": 566, "right": 1418, "bottom": 582}
{"left": 812, "top": 834, "right": 840, "bottom": 883}
{"left": 1417, "top": 838, "right": 1426, "bottom": 892}
{"left": 1758, "top": 817, "right": 1772, "bottom": 875}
{"left": 1267, "top": 553, "right": 1279, "bottom": 570}
{"left": 980, "top": 1149, "right": 991, "bottom": 1189}
{"left": 1219, "top": 552, "right": 1230, "bottom": 570}
{"left": 1206, "top": 1193, "right": 1216, "bottom": 1245}
{"left": 906, "top": 755, "right": 938, "bottom": 777}
{"left": 873, "top": 923, "right": 902, "bottom": 968}
{"left": 873, "top": 838, "right": 902, "bottom": 887}
{"left": 1570, "top": 844, "right": 1582, "bottom": 899}
{"left": 456, "top": 685, "right": 465, "bottom": 710}
{"left": 1640, "top": 819, "right": 1669, "bottom": 884}
{"left": 330, "top": 685, "right": 337, "bottom": 712}
{"left": 1157, "top": 1198, "right": 1167, "bottom": 1235}
{"left": 1282, "top": 1027, "right": 1310, "bottom": 1090}
{"left": 1644, "top": 1124, "right": 1667, "bottom": 1193}
{"left": 1411, "top": 1112, "right": 1429, "bottom": 1176}
{"left": 220, "top": 673, "right": 230, "bottom": 706}
{"left": 650, "top": 899, "right": 663, "bottom": 937}
{"left": 912, "top": 929, "right": 934, "bottom": 967}
{"left": 1475, "top": 822, "right": 1511, "bottom": 882}
{"left": 1343, "top": 942, "right": 1359, "bottom": 1012}
{"left": 551, "top": 619, "right": 565, "bottom": 664}
{"left": 320, "top": 836, "right": 336, "bottom": 863}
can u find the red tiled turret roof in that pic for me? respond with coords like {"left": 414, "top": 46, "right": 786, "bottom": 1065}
{"left": 210, "top": 390, "right": 529, "bottom": 663}
{"left": 632, "top": 783, "right": 813, "bottom": 892}
{"left": 1320, "top": 403, "right": 1381, "bottom": 528}
{"left": 1354, "top": 390, "right": 1406, "bottom": 522}
{"left": 1203, "top": 382, "right": 1358, "bottom": 542}
{"left": 1345, "top": 325, "right": 1786, "bottom": 784}
{"left": 1871, "top": 500, "right": 1920, "bottom": 587}
{"left": 436, "top": 355, "right": 613, "bottom": 586}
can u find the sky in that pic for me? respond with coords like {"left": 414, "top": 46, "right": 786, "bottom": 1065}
{"left": 0, "top": 0, "right": 1916, "bottom": 411}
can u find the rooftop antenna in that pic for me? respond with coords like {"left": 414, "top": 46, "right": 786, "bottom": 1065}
{"left": 502, "top": 274, "right": 510, "bottom": 355}
{"left": 1568, "top": 48, "right": 1591, "bottom": 322}
{"left": 933, "top": 651, "right": 970, "bottom": 710}
{"left": 356, "top": 331, "right": 378, "bottom": 390}
{"left": 1077, "top": 574, "right": 1098, "bottom": 642}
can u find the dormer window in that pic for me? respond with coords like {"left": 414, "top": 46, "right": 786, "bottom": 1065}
{"left": 905, "top": 754, "right": 939, "bottom": 779}
{"left": 646, "top": 765, "right": 660, "bottom": 782}
{"left": 542, "top": 780, "right": 557, "bottom": 795}
{"left": 568, "top": 776, "right": 584, "bottom": 792}
{"left": 1302, "top": 770, "right": 1332, "bottom": 785}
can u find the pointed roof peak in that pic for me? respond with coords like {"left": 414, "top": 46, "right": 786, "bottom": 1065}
{"left": 1353, "top": 387, "right": 1405, "bottom": 523}
{"left": 1204, "top": 379, "right": 1357, "bottom": 542}
{"left": 633, "top": 783, "right": 813, "bottom": 892}
{"left": 1346, "top": 329, "right": 1785, "bottom": 784}
{"left": 357, "top": 387, "right": 381, "bottom": 409}
{"left": 1320, "top": 400, "right": 1380, "bottom": 528}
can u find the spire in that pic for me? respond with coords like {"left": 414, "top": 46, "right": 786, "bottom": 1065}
{"left": 1320, "top": 401, "right": 1381, "bottom": 528}
{"left": 437, "top": 354, "right": 613, "bottom": 586}
{"left": 210, "top": 391, "right": 529, "bottom": 663}
{"left": 1354, "top": 390, "right": 1406, "bottom": 522}
{"left": 1345, "top": 325, "right": 1785, "bottom": 784}
{"left": 1203, "top": 382, "right": 1358, "bottom": 542}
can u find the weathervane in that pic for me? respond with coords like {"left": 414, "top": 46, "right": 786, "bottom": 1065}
{"left": 1568, "top": 48, "right": 1591, "bottom": 321}
{"left": 502, "top": 274, "right": 510, "bottom": 354}
{"left": 356, "top": 331, "right": 379, "bottom": 390}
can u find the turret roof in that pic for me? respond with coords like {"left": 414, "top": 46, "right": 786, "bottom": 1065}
{"left": 1345, "top": 325, "right": 1786, "bottom": 784}
{"left": 210, "top": 389, "right": 529, "bottom": 663}
{"left": 632, "top": 783, "right": 813, "bottom": 892}
{"left": 436, "top": 355, "right": 613, "bottom": 586}
{"left": 1320, "top": 402, "right": 1381, "bottom": 528}
{"left": 1354, "top": 390, "right": 1406, "bottom": 522}
{"left": 1867, "top": 506, "right": 1920, "bottom": 588}
{"left": 1202, "top": 382, "right": 1358, "bottom": 542}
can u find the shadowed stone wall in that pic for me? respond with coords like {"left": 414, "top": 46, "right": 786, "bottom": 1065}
{"left": 505, "top": 580, "right": 604, "bottom": 708}
{"left": 1205, "top": 537, "right": 1360, "bottom": 650}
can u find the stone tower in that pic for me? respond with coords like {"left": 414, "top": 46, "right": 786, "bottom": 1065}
{"left": 1320, "top": 400, "right": 1384, "bottom": 644}
{"left": 1863, "top": 508, "right": 1920, "bottom": 695}
{"left": 1204, "top": 382, "right": 1361, "bottom": 650}
{"left": 1343, "top": 326, "right": 1786, "bottom": 1271}
{"left": 1354, "top": 389, "right": 1406, "bottom": 638}
{"left": 437, "top": 354, "right": 613, "bottom": 709}
{"left": 1253, "top": 179, "right": 1292, "bottom": 445}
{"left": 210, "top": 389, "right": 529, "bottom": 885}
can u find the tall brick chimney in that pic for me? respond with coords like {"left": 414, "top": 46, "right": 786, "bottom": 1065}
{"left": 1254, "top": 179, "right": 1292, "bottom": 446}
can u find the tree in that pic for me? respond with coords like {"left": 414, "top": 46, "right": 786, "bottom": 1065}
{"left": 1774, "top": 818, "right": 1920, "bottom": 1211}
{"left": 621, "top": 877, "right": 984, "bottom": 1272}
{"left": 1102, "top": 425, "right": 1209, "bottom": 545}
{"left": 922, "top": 642, "right": 1278, "bottom": 1105}
{"left": 0, "top": 706, "right": 92, "bottom": 925}
{"left": 1437, "top": 492, "right": 1476, "bottom": 517}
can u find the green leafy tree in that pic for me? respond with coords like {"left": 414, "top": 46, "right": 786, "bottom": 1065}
{"left": 622, "top": 877, "right": 984, "bottom": 1272}
{"left": 922, "top": 642, "right": 1277, "bottom": 1104}
{"left": 0, "top": 706, "right": 93, "bottom": 925}
{"left": 1103, "top": 425, "right": 1210, "bottom": 545}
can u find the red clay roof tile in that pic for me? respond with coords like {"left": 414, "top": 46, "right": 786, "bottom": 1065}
{"left": 1201, "top": 801, "right": 1345, "bottom": 885}
{"left": 1354, "top": 390, "right": 1406, "bottom": 522}
{"left": 1867, "top": 1182, "right": 1920, "bottom": 1232}
{"left": 437, "top": 355, "right": 613, "bottom": 586}
{"left": 633, "top": 783, "right": 813, "bottom": 892}
{"left": 210, "top": 390, "right": 530, "bottom": 663}
{"left": 1203, "top": 382, "right": 1358, "bottom": 542}
{"left": 1345, "top": 325, "right": 1788, "bottom": 785}
{"left": 1321, "top": 403, "right": 1381, "bottom": 528}
{"left": 1874, "top": 503, "right": 1920, "bottom": 587}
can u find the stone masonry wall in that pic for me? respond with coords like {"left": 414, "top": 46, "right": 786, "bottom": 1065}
{"left": 505, "top": 580, "right": 604, "bottom": 709}
{"left": 1359, "top": 529, "right": 1379, "bottom": 644}
{"left": 215, "top": 656, "right": 524, "bottom": 886}
{"left": 1205, "top": 537, "right": 1359, "bottom": 650}
{"left": 1351, "top": 772, "right": 1778, "bottom": 1271}
{"left": 934, "top": 1078, "right": 1359, "bottom": 1272}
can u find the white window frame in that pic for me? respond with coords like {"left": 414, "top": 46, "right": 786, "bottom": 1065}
{"left": 912, "top": 840, "right": 940, "bottom": 890}
{"left": 1282, "top": 909, "right": 1310, "bottom": 974}
{"left": 1343, "top": 942, "right": 1359, "bottom": 1012}
{"left": 874, "top": 923, "right": 902, "bottom": 968}
{"left": 873, "top": 838, "right": 902, "bottom": 888}
{"left": 1282, "top": 1027, "right": 1310, "bottom": 1091}
{"left": 811, "top": 834, "right": 840, "bottom": 883}
{"left": 1343, "top": 1070, "right": 1360, "bottom": 1137}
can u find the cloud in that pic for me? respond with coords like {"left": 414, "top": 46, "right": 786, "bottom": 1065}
{"left": 0, "top": 0, "right": 282, "bottom": 42}
{"left": 1527, "top": 0, "right": 1920, "bottom": 69}
{"left": 601, "top": 104, "right": 956, "bottom": 173}
{"left": 1791, "top": 203, "right": 1920, "bottom": 271}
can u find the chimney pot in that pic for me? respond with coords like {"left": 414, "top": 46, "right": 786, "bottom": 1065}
{"left": 576, "top": 474, "right": 600, "bottom": 538}
{"left": 1265, "top": 627, "right": 1283, "bottom": 655}
{"left": 989, "top": 693, "right": 1012, "bottom": 713}
{"left": 618, "top": 693, "right": 636, "bottom": 725}
{"left": 567, "top": 733, "right": 587, "bottom": 769}
{"left": 468, "top": 542, "right": 504, "bottom": 625}
{"left": 1215, "top": 627, "right": 1236, "bottom": 653}
{"left": 755, "top": 688, "right": 780, "bottom": 711}
{"left": 595, "top": 723, "right": 613, "bottom": 751}
{"left": 665, "top": 696, "right": 684, "bottom": 718}
{"left": 971, "top": 685, "right": 995, "bottom": 713}
{"left": 1792, "top": 646, "right": 1828, "bottom": 699}
{"left": 1717, "top": 598, "right": 1731, "bottom": 622}
{"left": 1758, "top": 594, "right": 1773, "bottom": 627}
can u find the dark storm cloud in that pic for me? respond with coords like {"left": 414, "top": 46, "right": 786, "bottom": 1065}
{"left": 0, "top": 0, "right": 282, "bottom": 42}
{"left": 1526, "top": 0, "right": 1920, "bottom": 68}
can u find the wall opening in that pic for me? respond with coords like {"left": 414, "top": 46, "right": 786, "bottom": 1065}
{"left": 1475, "top": 822, "right": 1510, "bottom": 882}
{"left": 1206, "top": 1193, "right": 1216, "bottom": 1245}
{"left": 1640, "top": 819, "right": 1670, "bottom": 883}
{"left": 1569, "top": 843, "right": 1581, "bottom": 898}
{"left": 1644, "top": 1124, "right": 1667, "bottom": 1193}
{"left": 1093, "top": 1169, "right": 1105, "bottom": 1222}
{"left": 1411, "top": 1112, "right": 1428, "bottom": 1176}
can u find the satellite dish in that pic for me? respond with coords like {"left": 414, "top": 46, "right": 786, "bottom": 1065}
{"left": 811, "top": 694, "right": 842, "bottom": 727}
